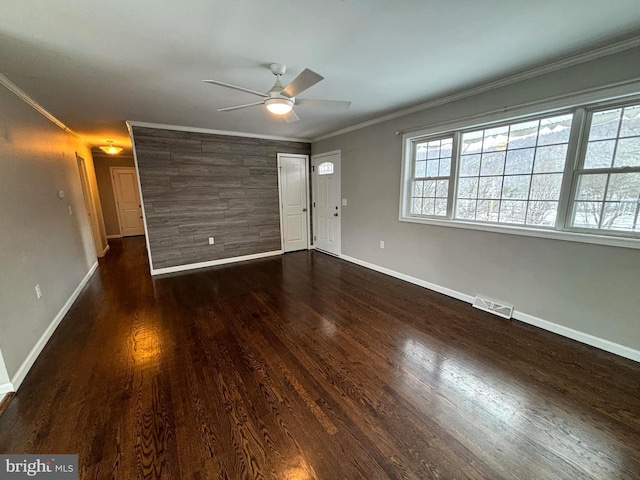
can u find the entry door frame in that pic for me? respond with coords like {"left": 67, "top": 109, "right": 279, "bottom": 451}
{"left": 277, "top": 153, "right": 312, "bottom": 251}
{"left": 110, "top": 166, "right": 144, "bottom": 237}
{"left": 311, "top": 149, "right": 342, "bottom": 256}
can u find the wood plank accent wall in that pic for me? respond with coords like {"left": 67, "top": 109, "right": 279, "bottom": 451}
{"left": 131, "top": 126, "right": 311, "bottom": 270}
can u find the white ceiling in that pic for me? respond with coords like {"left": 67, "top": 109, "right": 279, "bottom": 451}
{"left": 2, "top": 0, "right": 640, "bottom": 151}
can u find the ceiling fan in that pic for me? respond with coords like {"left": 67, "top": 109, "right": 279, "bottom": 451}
{"left": 203, "top": 63, "right": 351, "bottom": 123}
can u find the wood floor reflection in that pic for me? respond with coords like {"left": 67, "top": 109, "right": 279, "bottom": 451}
{"left": 1, "top": 236, "right": 639, "bottom": 479}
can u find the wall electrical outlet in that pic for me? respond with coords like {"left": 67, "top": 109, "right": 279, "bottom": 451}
{"left": 342, "top": 198, "right": 347, "bottom": 206}
{"left": 208, "top": 237, "right": 215, "bottom": 245}
{"left": 68, "top": 206, "right": 73, "bottom": 215}
{"left": 379, "top": 240, "right": 385, "bottom": 249}
{"left": 35, "top": 284, "right": 42, "bottom": 299}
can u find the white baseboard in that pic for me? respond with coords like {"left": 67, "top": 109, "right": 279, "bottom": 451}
{"left": 0, "top": 382, "right": 14, "bottom": 395}
{"left": 513, "top": 311, "right": 640, "bottom": 362}
{"left": 340, "top": 254, "right": 474, "bottom": 304}
{"left": 10, "top": 261, "right": 99, "bottom": 391}
{"left": 339, "top": 254, "right": 640, "bottom": 363}
{"left": 151, "top": 250, "right": 283, "bottom": 275}
{"left": 102, "top": 244, "right": 110, "bottom": 256}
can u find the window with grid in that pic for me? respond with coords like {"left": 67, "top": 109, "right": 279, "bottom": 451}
{"left": 409, "top": 137, "right": 452, "bottom": 217}
{"left": 455, "top": 113, "right": 573, "bottom": 226}
{"left": 400, "top": 96, "right": 640, "bottom": 247}
{"left": 570, "top": 105, "right": 640, "bottom": 233}
{"left": 318, "top": 161, "right": 334, "bottom": 175}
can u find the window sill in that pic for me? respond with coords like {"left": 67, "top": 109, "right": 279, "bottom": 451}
{"left": 399, "top": 215, "right": 640, "bottom": 250}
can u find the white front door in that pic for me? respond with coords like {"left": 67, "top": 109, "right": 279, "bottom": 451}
{"left": 312, "top": 151, "right": 341, "bottom": 256}
{"left": 278, "top": 154, "right": 309, "bottom": 252}
{"left": 111, "top": 167, "right": 145, "bottom": 237}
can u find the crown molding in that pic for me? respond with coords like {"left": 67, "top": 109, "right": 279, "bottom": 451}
{"left": 126, "top": 120, "right": 311, "bottom": 143}
{"left": 0, "top": 73, "right": 82, "bottom": 139}
{"left": 313, "top": 34, "right": 640, "bottom": 142}
{"left": 396, "top": 78, "right": 640, "bottom": 138}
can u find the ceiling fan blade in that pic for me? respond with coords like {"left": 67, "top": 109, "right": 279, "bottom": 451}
{"left": 203, "top": 80, "right": 269, "bottom": 98}
{"left": 217, "top": 101, "right": 264, "bottom": 112}
{"left": 295, "top": 99, "right": 351, "bottom": 111}
{"left": 282, "top": 68, "right": 324, "bottom": 97}
{"left": 283, "top": 109, "right": 300, "bottom": 123}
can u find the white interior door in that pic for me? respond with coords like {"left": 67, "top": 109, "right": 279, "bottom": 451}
{"left": 278, "top": 154, "right": 309, "bottom": 252}
{"left": 111, "top": 167, "right": 145, "bottom": 237}
{"left": 312, "top": 151, "right": 341, "bottom": 256}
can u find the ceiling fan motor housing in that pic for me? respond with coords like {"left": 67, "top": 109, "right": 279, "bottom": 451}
{"left": 269, "top": 63, "right": 287, "bottom": 76}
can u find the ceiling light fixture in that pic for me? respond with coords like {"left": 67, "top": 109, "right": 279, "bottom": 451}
{"left": 264, "top": 98, "right": 293, "bottom": 115}
{"left": 99, "top": 140, "right": 123, "bottom": 155}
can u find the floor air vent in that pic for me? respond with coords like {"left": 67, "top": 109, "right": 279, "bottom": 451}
{"left": 472, "top": 296, "right": 514, "bottom": 319}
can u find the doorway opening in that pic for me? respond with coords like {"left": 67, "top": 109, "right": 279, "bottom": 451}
{"left": 76, "top": 153, "right": 106, "bottom": 257}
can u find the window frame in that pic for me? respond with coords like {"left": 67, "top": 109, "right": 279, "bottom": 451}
{"left": 564, "top": 104, "right": 640, "bottom": 238}
{"left": 405, "top": 133, "right": 458, "bottom": 219}
{"left": 454, "top": 111, "right": 576, "bottom": 228}
{"left": 399, "top": 96, "right": 640, "bottom": 250}
{"left": 318, "top": 161, "right": 334, "bottom": 175}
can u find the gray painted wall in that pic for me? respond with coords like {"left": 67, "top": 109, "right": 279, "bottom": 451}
{"left": 313, "top": 47, "right": 640, "bottom": 353}
{"left": 0, "top": 83, "right": 97, "bottom": 379}
{"left": 94, "top": 154, "right": 136, "bottom": 236}
{"left": 131, "top": 126, "right": 310, "bottom": 270}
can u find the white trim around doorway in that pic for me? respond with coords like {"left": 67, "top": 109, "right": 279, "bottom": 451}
{"left": 277, "top": 153, "right": 312, "bottom": 252}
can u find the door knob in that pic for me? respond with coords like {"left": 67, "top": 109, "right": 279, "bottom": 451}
{"left": 334, "top": 213, "right": 339, "bottom": 217}
{"left": 303, "top": 208, "right": 307, "bottom": 212}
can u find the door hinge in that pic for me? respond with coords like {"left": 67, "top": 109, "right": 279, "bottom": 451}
{"left": 314, "top": 235, "right": 316, "bottom": 241}
{"left": 313, "top": 202, "right": 316, "bottom": 207}
{"left": 312, "top": 165, "right": 315, "bottom": 172}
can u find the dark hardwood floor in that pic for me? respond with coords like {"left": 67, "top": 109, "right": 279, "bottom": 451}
{"left": 1, "top": 237, "right": 639, "bottom": 479}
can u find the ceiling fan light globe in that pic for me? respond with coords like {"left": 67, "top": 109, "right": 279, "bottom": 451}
{"left": 265, "top": 98, "right": 293, "bottom": 115}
